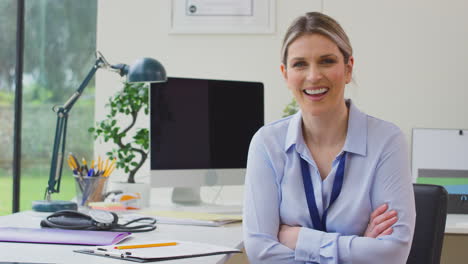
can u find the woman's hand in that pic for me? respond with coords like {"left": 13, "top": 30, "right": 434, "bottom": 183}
{"left": 364, "top": 203, "right": 398, "bottom": 238}
{"left": 278, "top": 225, "right": 301, "bottom": 249}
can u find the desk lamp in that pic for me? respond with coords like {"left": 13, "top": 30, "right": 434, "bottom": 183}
{"left": 32, "top": 51, "right": 167, "bottom": 212}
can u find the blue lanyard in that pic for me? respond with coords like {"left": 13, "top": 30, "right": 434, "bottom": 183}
{"left": 300, "top": 152, "right": 347, "bottom": 232}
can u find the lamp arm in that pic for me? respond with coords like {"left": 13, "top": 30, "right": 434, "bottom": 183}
{"left": 62, "top": 57, "right": 104, "bottom": 111}
{"left": 44, "top": 50, "right": 162, "bottom": 201}
{"left": 45, "top": 56, "right": 106, "bottom": 199}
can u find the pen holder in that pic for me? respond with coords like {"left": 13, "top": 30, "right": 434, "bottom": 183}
{"left": 74, "top": 175, "right": 108, "bottom": 206}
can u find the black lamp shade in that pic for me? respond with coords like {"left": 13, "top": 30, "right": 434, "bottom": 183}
{"left": 127, "top": 57, "right": 167, "bottom": 83}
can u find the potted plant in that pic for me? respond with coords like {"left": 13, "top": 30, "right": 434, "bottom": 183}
{"left": 283, "top": 98, "right": 299, "bottom": 117}
{"left": 89, "top": 82, "right": 150, "bottom": 206}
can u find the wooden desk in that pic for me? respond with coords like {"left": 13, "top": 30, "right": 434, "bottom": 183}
{"left": 442, "top": 214, "right": 468, "bottom": 264}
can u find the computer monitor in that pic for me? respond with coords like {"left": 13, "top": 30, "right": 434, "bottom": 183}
{"left": 150, "top": 77, "right": 264, "bottom": 204}
{"left": 412, "top": 128, "right": 468, "bottom": 213}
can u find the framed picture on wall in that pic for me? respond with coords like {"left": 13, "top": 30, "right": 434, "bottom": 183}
{"left": 170, "top": 0, "right": 275, "bottom": 34}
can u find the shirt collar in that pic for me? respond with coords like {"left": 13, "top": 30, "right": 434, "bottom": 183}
{"left": 343, "top": 99, "right": 367, "bottom": 156}
{"left": 285, "top": 110, "right": 304, "bottom": 152}
{"left": 284, "top": 99, "right": 367, "bottom": 156}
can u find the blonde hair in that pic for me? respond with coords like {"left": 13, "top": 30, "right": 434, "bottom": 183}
{"left": 281, "top": 12, "right": 353, "bottom": 67}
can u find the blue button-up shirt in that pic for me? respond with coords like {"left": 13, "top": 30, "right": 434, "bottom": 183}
{"left": 243, "top": 100, "right": 416, "bottom": 264}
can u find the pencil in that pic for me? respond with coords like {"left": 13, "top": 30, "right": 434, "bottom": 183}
{"left": 114, "top": 242, "right": 178, "bottom": 250}
{"left": 103, "top": 165, "right": 115, "bottom": 177}
{"left": 67, "top": 158, "right": 75, "bottom": 170}
{"left": 104, "top": 158, "right": 109, "bottom": 172}
{"left": 98, "top": 156, "right": 102, "bottom": 172}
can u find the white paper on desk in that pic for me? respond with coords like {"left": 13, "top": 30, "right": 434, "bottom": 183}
{"left": 75, "top": 240, "right": 241, "bottom": 261}
{"left": 122, "top": 212, "right": 242, "bottom": 227}
{"left": 148, "top": 216, "right": 240, "bottom": 227}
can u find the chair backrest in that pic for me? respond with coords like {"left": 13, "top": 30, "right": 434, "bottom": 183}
{"left": 407, "top": 183, "right": 448, "bottom": 264}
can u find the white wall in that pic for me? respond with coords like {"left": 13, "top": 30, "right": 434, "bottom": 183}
{"left": 325, "top": 0, "right": 468, "bottom": 140}
{"left": 95, "top": 0, "right": 321, "bottom": 183}
{"left": 96, "top": 0, "right": 468, "bottom": 185}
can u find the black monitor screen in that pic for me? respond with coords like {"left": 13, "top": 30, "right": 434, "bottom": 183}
{"left": 150, "top": 77, "right": 264, "bottom": 170}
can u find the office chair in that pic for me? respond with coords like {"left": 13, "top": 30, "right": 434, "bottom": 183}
{"left": 407, "top": 183, "right": 448, "bottom": 264}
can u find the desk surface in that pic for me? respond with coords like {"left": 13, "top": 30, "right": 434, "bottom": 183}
{"left": 0, "top": 211, "right": 243, "bottom": 264}
{"left": 445, "top": 214, "right": 468, "bottom": 234}
{"left": 1, "top": 209, "right": 467, "bottom": 264}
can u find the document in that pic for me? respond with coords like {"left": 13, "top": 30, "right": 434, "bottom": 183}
{"left": 128, "top": 211, "right": 242, "bottom": 227}
{"left": 186, "top": 0, "right": 253, "bottom": 16}
{"left": 0, "top": 227, "right": 131, "bottom": 246}
{"left": 74, "top": 240, "right": 242, "bottom": 262}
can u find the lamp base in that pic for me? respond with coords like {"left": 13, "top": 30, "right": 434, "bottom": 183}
{"left": 32, "top": 200, "right": 77, "bottom": 212}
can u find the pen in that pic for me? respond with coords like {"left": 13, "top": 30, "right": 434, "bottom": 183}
{"left": 82, "top": 158, "right": 89, "bottom": 175}
{"left": 114, "top": 242, "right": 178, "bottom": 250}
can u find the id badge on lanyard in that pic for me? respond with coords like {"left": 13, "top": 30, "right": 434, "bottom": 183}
{"left": 300, "top": 152, "right": 347, "bottom": 232}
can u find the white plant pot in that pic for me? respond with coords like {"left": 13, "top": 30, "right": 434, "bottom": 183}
{"left": 107, "top": 181, "right": 151, "bottom": 208}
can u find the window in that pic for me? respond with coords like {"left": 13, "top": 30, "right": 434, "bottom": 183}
{"left": 0, "top": 0, "right": 97, "bottom": 215}
{"left": 0, "top": 0, "right": 17, "bottom": 216}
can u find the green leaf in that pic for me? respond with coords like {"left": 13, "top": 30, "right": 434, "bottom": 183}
{"left": 282, "top": 98, "right": 299, "bottom": 117}
{"left": 89, "top": 81, "right": 151, "bottom": 182}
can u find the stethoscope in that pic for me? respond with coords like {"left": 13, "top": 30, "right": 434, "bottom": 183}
{"left": 41, "top": 209, "right": 157, "bottom": 232}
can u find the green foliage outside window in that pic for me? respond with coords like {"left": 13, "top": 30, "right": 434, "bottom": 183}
{"left": 0, "top": 0, "right": 97, "bottom": 214}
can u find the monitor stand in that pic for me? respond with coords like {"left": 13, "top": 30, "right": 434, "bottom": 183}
{"left": 172, "top": 187, "right": 202, "bottom": 205}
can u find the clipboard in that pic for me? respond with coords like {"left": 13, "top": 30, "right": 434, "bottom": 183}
{"left": 74, "top": 240, "right": 242, "bottom": 262}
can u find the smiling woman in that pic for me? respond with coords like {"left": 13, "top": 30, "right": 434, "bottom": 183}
{"left": 243, "top": 12, "right": 416, "bottom": 264}
{"left": 281, "top": 33, "right": 353, "bottom": 121}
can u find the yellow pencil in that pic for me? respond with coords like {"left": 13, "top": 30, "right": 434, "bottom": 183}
{"left": 103, "top": 158, "right": 109, "bottom": 172}
{"left": 110, "top": 158, "right": 116, "bottom": 166}
{"left": 114, "top": 242, "right": 178, "bottom": 250}
{"left": 104, "top": 164, "right": 115, "bottom": 177}
{"left": 66, "top": 158, "right": 75, "bottom": 170}
{"left": 98, "top": 156, "right": 102, "bottom": 172}
{"left": 68, "top": 155, "right": 78, "bottom": 169}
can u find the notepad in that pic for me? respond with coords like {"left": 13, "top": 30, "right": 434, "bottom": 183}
{"left": 131, "top": 211, "right": 242, "bottom": 227}
{"left": 74, "top": 240, "right": 242, "bottom": 262}
{"left": 0, "top": 227, "right": 131, "bottom": 246}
